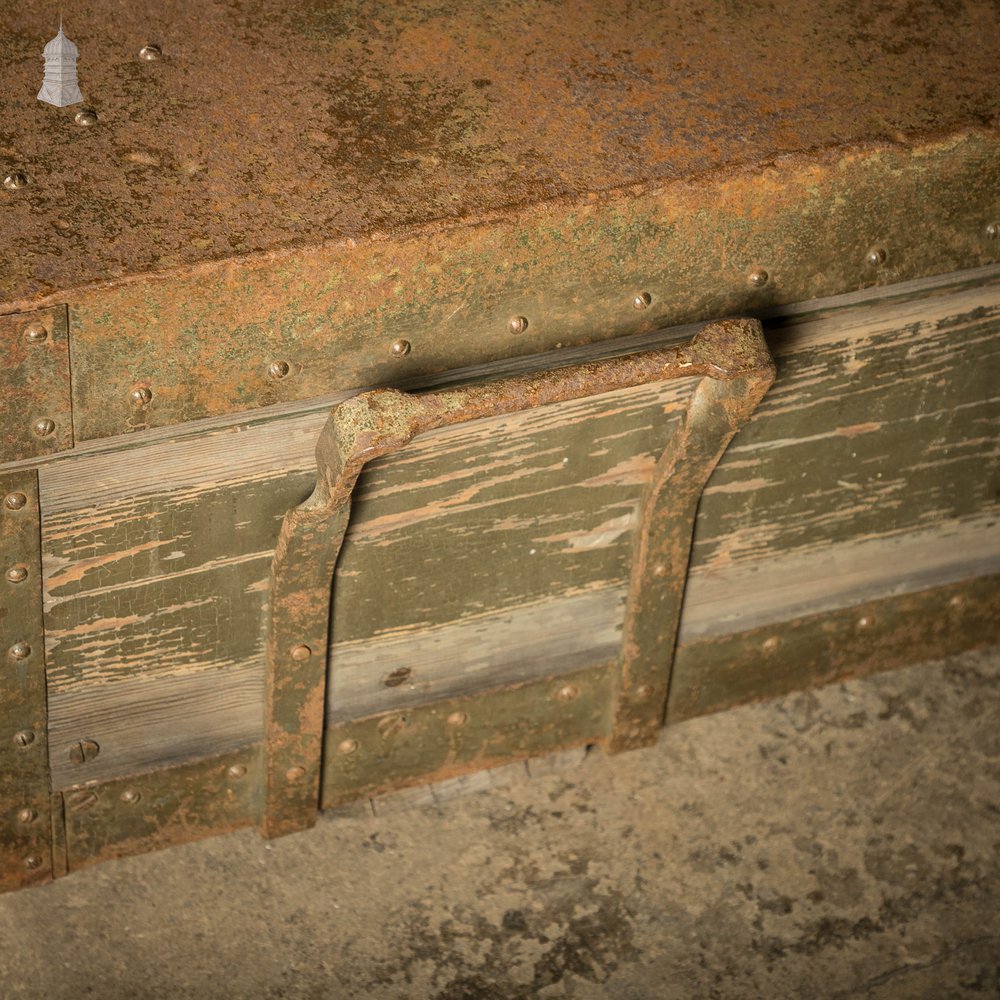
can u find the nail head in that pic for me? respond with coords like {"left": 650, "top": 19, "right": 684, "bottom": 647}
{"left": 268, "top": 360, "right": 291, "bottom": 380}
{"left": 390, "top": 339, "right": 411, "bottom": 358}
{"left": 139, "top": 44, "right": 162, "bottom": 61}
{"left": 130, "top": 386, "right": 153, "bottom": 406}
{"left": 286, "top": 765, "right": 306, "bottom": 781}
{"left": 5, "top": 565, "right": 28, "bottom": 584}
{"left": 748, "top": 267, "right": 769, "bottom": 287}
{"left": 120, "top": 789, "right": 141, "bottom": 805}
{"left": 3, "top": 172, "right": 28, "bottom": 191}
{"left": 9, "top": 641, "right": 31, "bottom": 660}
{"left": 556, "top": 684, "right": 580, "bottom": 702}
{"left": 227, "top": 764, "right": 248, "bottom": 779}
{"left": 290, "top": 643, "right": 312, "bottom": 662}
{"left": 3, "top": 493, "right": 27, "bottom": 511}
{"left": 33, "top": 418, "right": 56, "bottom": 438}
{"left": 338, "top": 738, "right": 359, "bottom": 755}
{"left": 633, "top": 291, "right": 652, "bottom": 310}
{"left": 447, "top": 711, "right": 467, "bottom": 727}
{"left": 16, "top": 807, "right": 37, "bottom": 825}
{"left": 508, "top": 315, "right": 529, "bottom": 335}
{"left": 866, "top": 247, "right": 887, "bottom": 267}
{"left": 23, "top": 322, "right": 48, "bottom": 343}
{"left": 74, "top": 108, "right": 98, "bottom": 127}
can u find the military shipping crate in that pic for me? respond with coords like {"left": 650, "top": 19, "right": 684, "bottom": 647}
{"left": 1, "top": 0, "right": 998, "bottom": 891}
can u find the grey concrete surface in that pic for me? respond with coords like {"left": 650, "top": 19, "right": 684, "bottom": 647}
{"left": 1, "top": 646, "right": 998, "bottom": 999}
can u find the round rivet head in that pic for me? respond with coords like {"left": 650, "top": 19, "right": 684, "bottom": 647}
{"left": 508, "top": 315, "right": 529, "bottom": 335}
{"left": 268, "top": 360, "right": 290, "bottom": 380}
{"left": 16, "top": 807, "right": 37, "bottom": 825}
{"left": 3, "top": 493, "right": 27, "bottom": 511}
{"left": 23, "top": 322, "right": 48, "bottom": 343}
{"left": 139, "top": 44, "right": 162, "bottom": 61}
{"left": 762, "top": 635, "right": 781, "bottom": 654}
{"left": 447, "top": 711, "right": 467, "bottom": 727}
{"left": 651, "top": 561, "right": 669, "bottom": 579}
{"left": 5, "top": 565, "right": 28, "bottom": 584}
{"left": 227, "top": 764, "right": 248, "bottom": 779}
{"left": 866, "top": 247, "right": 887, "bottom": 268}
{"left": 74, "top": 108, "right": 98, "bottom": 127}
{"left": 33, "top": 418, "right": 56, "bottom": 438}
{"left": 286, "top": 765, "right": 306, "bottom": 781}
{"left": 13, "top": 731, "right": 35, "bottom": 749}
{"left": 3, "top": 172, "right": 28, "bottom": 191}
{"left": 857, "top": 614, "right": 874, "bottom": 629}
{"left": 338, "top": 738, "right": 358, "bottom": 755}
{"left": 120, "top": 789, "right": 141, "bottom": 805}
{"left": 748, "top": 267, "right": 769, "bottom": 287}
{"left": 985, "top": 223, "right": 999, "bottom": 240}
{"left": 635, "top": 684, "right": 655, "bottom": 702}
{"left": 23, "top": 855, "right": 43, "bottom": 871}
{"left": 633, "top": 291, "right": 652, "bottom": 310}
{"left": 390, "top": 339, "right": 411, "bottom": 358}
{"left": 9, "top": 641, "right": 31, "bottom": 660}
{"left": 290, "top": 643, "right": 312, "bottom": 662}
{"left": 130, "top": 386, "right": 153, "bottom": 406}
{"left": 555, "top": 684, "right": 579, "bottom": 702}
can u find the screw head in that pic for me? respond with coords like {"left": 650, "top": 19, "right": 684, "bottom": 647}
{"left": 285, "top": 765, "right": 306, "bottom": 781}
{"left": 383, "top": 666, "right": 412, "bottom": 688}
{"left": 986, "top": 223, "right": 999, "bottom": 240}
{"left": 67, "top": 738, "right": 100, "bottom": 765}
{"left": 633, "top": 291, "right": 652, "bottom": 310}
{"left": 290, "top": 643, "right": 312, "bottom": 662}
{"left": 227, "top": 764, "right": 248, "bottom": 779}
{"left": 3, "top": 172, "right": 28, "bottom": 191}
{"left": 74, "top": 108, "right": 98, "bottom": 127}
{"left": 23, "top": 322, "right": 48, "bottom": 343}
{"left": 508, "top": 315, "right": 529, "bottom": 335}
{"left": 9, "top": 641, "right": 31, "bottom": 660}
{"left": 268, "top": 360, "right": 290, "bottom": 380}
{"left": 3, "top": 493, "right": 27, "bottom": 511}
{"left": 555, "top": 684, "right": 580, "bottom": 702}
{"left": 120, "top": 789, "right": 141, "bottom": 805}
{"left": 130, "top": 386, "right": 153, "bottom": 406}
{"left": 33, "top": 418, "right": 56, "bottom": 438}
{"left": 338, "top": 738, "right": 359, "bottom": 755}
{"left": 139, "top": 44, "right": 162, "bottom": 61}
{"left": 866, "top": 247, "right": 887, "bottom": 268}
{"left": 5, "top": 565, "right": 28, "bottom": 584}
{"left": 390, "top": 339, "right": 411, "bottom": 358}
{"left": 447, "top": 711, "right": 468, "bottom": 727}
{"left": 16, "top": 807, "right": 37, "bottom": 824}
{"left": 13, "top": 731, "right": 35, "bottom": 749}
{"left": 23, "top": 855, "right": 43, "bottom": 871}
{"left": 748, "top": 267, "right": 769, "bottom": 288}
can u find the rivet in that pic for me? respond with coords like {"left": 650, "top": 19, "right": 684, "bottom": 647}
{"left": 33, "top": 418, "right": 56, "bottom": 438}
{"left": 290, "top": 643, "right": 312, "bottom": 662}
{"left": 227, "top": 764, "right": 248, "bottom": 779}
{"left": 748, "top": 268, "right": 769, "bottom": 287}
{"left": 651, "top": 562, "right": 668, "bottom": 579}
{"left": 16, "top": 807, "right": 37, "bottom": 825}
{"left": 13, "top": 731, "right": 36, "bottom": 749}
{"left": 508, "top": 315, "right": 529, "bottom": 335}
{"left": 130, "top": 386, "right": 153, "bottom": 406}
{"left": 3, "top": 172, "right": 28, "bottom": 191}
{"left": 5, "top": 565, "right": 28, "bottom": 584}
{"left": 3, "top": 493, "right": 27, "bottom": 511}
{"left": 139, "top": 44, "right": 162, "bottom": 62}
{"left": 985, "top": 223, "right": 999, "bottom": 240}
{"left": 67, "top": 738, "right": 100, "bottom": 765}
{"left": 23, "top": 322, "right": 48, "bottom": 343}
{"left": 267, "top": 360, "right": 290, "bottom": 380}
{"left": 447, "top": 711, "right": 467, "bottom": 727}
{"left": 74, "top": 108, "right": 98, "bottom": 127}
{"left": 857, "top": 614, "right": 874, "bottom": 629}
{"left": 9, "top": 641, "right": 31, "bottom": 660}
{"left": 866, "top": 247, "right": 887, "bottom": 267}
{"left": 390, "top": 339, "right": 411, "bottom": 358}
{"left": 633, "top": 291, "right": 652, "bottom": 310}
{"left": 635, "top": 684, "right": 655, "bottom": 701}
{"left": 120, "top": 789, "right": 141, "bottom": 805}
{"left": 948, "top": 594, "right": 965, "bottom": 609}
{"left": 383, "top": 666, "right": 412, "bottom": 688}
{"left": 338, "top": 738, "right": 358, "bottom": 755}
{"left": 556, "top": 684, "right": 579, "bottom": 702}
{"left": 23, "top": 855, "right": 43, "bottom": 871}
{"left": 762, "top": 635, "right": 781, "bottom": 654}
{"left": 285, "top": 765, "right": 306, "bottom": 781}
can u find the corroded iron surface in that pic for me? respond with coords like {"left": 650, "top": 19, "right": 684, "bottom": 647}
{"left": 2, "top": 0, "right": 998, "bottom": 302}
{"left": 263, "top": 317, "right": 773, "bottom": 835}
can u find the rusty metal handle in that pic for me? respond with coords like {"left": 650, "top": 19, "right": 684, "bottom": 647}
{"left": 260, "top": 318, "right": 775, "bottom": 837}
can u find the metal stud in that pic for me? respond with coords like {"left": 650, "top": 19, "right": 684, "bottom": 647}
{"left": 866, "top": 247, "right": 887, "bottom": 267}
{"left": 23, "top": 322, "right": 48, "bottom": 343}
{"left": 285, "top": 765, "right": 306, "bottom": 781}
{"left": 986, "top": 223, "right": 999, "bottom": 240}
{"left": 3, "top": 172, "right": 28, "bottom": 191}
{"left": 446, "top": 711, "right": 467, "bottom": 727}
{"left": 651, "top": 561, "right": 668, "bottom": 579}
{"left": 948, "top": 594, "right": 965, "bottom": 610}
{"left": 74, "top": 108, "right": 98, "bottom": 127}
{"left": 390, "top": 339, "right": 411, "bottom": 358}
{"left": 267, "top": 360, "right": 290, "bottom": 380}
{"left": 748, "top": 267, "right": 769, "bottom": 288}
{"left": 16, "top": 807, "right": 37, "bottom": 825}
{"left": 67, "top": 739, "right": 100, "bottom": 765}
{"left": 120, "top": 789, "right": 141, "bottom": 805}
{"left": 857, "top": 614, "right": 874, "bottom": 629}
{"left": 227, "top": 764, "right": 248, "bottom": 779}
{"left": 508, "top": 315, "right": 529, "bottom": 335}
{"left": 290, "top": 643, "right": 312, "bottom": 662}
{"left": 635, "top": 685, "right": 655, "bottom": 701}
{"left": 130, "top": 386, "right": 153, "bottom": 406}
{"left": 23, "top": 855, "right": 43, "bottom": 871}
{"left": 633, "top": 291, "right": 652, "bottom": 310}
{"left": 555, "top": 684, "right": 580, "bottom": 702}
{"left": 762, "top": 635, "right": 781, "bottom": 654}
{"left": 3, "top": 493, "right": 27, "bottom": 511}
{"left": 337, "top": 738, "right": 358, "bottom": 755}
{"left": 139, "top": 44, "right": 162, "bottom": 61}
{"left": 33, "top": 418, "right": 56, "bottom": 438}
{"left": 9, "top": 641, "right": 31, "bottom": 660}
{"left": 13, "top": 731, "right": 36, "bottom": 749}
{"left": 5, "top": 565, "right": 28, "bottom": 584}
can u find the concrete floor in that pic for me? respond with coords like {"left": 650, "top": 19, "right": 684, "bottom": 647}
{"left": 1, "top": 645, "right": 998, "bottom": 999}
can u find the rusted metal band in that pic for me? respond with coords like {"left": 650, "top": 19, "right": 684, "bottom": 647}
{"left": 0, "top": 471, "right": 54, "bottom": 890}
{"left": 261, "top": 317, "right": 774, "bottom": 837}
